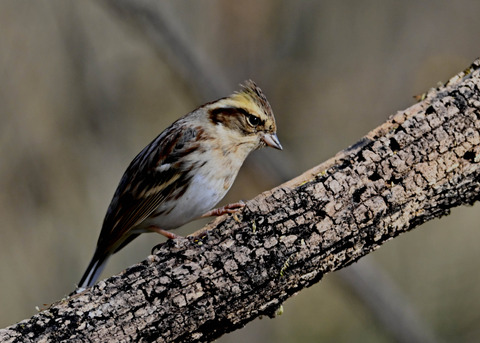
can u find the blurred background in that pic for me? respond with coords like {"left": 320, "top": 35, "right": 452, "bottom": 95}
{"left": 1, "top": 1, "right": 480, "bottom": 342}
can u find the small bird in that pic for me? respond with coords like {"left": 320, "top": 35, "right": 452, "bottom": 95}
{"left": 77, "top": 80, "right": 282, "bottom": 290}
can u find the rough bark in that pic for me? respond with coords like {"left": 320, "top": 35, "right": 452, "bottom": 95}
{"left": 2, "top": 59, "right": 480, "bottom": 342}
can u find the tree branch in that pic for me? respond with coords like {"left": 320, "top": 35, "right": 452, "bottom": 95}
{"left": 2, "top": 59, "right": 480, "bottom": 343}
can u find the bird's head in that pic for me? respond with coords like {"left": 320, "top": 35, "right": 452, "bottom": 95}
{"left": 205, "top": 80, "right": 282, "bottom": 152}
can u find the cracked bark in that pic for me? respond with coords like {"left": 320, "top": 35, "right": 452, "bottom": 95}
{"left": 2, "top": 59, "right": 480, "bottom": 343}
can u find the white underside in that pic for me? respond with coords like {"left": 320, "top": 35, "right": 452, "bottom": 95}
{"left": 140, "top": 156, "right": 248, "bottom": 231}
{"left": 141, "top": 171, "right": 230, "bottom": 230}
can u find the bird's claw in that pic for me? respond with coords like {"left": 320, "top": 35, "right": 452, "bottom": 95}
{"left": 201, "top": 201, "right": 245, "bottom": 217}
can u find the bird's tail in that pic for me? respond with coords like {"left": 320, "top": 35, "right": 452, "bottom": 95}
{"left": 76, "top": 250, "right": 110, "bottom": 292}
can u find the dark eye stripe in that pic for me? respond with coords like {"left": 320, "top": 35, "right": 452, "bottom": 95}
{"left": 209, "top": 106, "right": 249, "bottom": 121}
{"left": 209, "top": 106, "right": 266, "bottom": 132}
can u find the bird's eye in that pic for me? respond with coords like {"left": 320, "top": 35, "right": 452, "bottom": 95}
{"left": 246, "top": 114, "right": 261, "bottom": 127}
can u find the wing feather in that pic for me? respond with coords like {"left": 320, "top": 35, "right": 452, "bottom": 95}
{"left": 96, "top": 124, "right": 199, "bottom": 253}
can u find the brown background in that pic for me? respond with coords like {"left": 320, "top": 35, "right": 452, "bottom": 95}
{"left": 1, "top": 1, "right": 480, "bottom": 342}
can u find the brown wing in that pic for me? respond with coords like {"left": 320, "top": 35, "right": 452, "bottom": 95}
{"left": 96, "top": 124, "right": 198, "bottom": 254}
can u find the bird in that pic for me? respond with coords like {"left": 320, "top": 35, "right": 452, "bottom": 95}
{"left": 76, "top": 80, "right": 282, "bottom": 290}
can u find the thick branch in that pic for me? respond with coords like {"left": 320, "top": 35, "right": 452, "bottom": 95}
{"left": 2, "top": 59, "right": 480, "bottom": 342}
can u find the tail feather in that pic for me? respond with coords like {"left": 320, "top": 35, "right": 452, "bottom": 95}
{"left": 77, "top": 251, "right": 110, "bottom": 291}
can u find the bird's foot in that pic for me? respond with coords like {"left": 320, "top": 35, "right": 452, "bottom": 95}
{"left": 201, "top": 201, "right": 245, "bottom": 217}
{"left": 147, "top": 226, "right": 182, "bottom": 240}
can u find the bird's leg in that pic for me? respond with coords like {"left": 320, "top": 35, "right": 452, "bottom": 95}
{"left": 147, "top": 226, "right": 182, "bottom": 240}
{"left": 201, "top": 200, "right": 245, "bottom": 217}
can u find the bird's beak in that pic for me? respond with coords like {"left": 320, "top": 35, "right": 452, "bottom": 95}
{"left": 262, "top": 133, "right": 283, "bottom": 150}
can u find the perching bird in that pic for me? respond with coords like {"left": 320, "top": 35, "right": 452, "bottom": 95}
{"left": 77, "top": 80, "right": 281, "bottom": 290}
